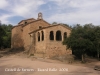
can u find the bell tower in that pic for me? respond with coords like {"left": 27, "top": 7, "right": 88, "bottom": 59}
{"left": 38, "top": 12, "right": 43, "bottom": 20}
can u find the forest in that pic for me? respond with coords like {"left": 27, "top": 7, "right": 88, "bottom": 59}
{"left": 0, "top": 24, "right": 13, "bottom": 49}
{"left": 63, "top": 23, "right": 100, "bottom": 62}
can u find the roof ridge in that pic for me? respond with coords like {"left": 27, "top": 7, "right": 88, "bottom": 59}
{"left": 18, "top": 18, "right": 36, "bottom": 24}
{"left": 22, "top": 19, "right": 51, "bottom": 27}
{"left": 29, "top": 24, "right": 71, "bottom": 34}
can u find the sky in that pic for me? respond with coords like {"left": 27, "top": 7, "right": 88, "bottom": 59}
{"left": 0, "top": 0, "right": 100, "bottom": 26}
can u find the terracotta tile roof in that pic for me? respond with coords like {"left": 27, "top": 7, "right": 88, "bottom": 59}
{"left": 18, "top": 18, "right": 36, "bottom": 24}
{"left": 12, "top": 24, "right": 23, "bottom": 29}
{"left": 12, "top": 18, "right": 51, "bottom": 29}
{"left": 22, "top": 19, "right": 51, "bottom": 27}
{"left": 12, "top": 18, "right": 35, "bottom": 29}
{"left": 29, "top": 24, "right": 71, "bottom": 34}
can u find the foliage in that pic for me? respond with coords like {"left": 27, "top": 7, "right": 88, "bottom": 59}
{"left": 63, "top": 24, "right": 100, "bottom": 61}
{"left": 0, "top": 24, "right": 13, "bottom": 49}
{"left": 52, "top": 22, "right": 58, "bottom": 25}
{"left": 0, "top": 26, "right": 6, "bottom": 48}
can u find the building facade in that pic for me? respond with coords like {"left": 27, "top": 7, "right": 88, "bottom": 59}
{"left": 11, "top": 13, "right": 72, "bottom": 57}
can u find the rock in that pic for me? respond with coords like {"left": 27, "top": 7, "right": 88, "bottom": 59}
{"left": 94, "top": 65, "right": 100, "bottom": 71}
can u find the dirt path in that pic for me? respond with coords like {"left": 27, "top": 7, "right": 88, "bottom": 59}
{"left": 0, "top": 54, "right": 100, "bottom": 75}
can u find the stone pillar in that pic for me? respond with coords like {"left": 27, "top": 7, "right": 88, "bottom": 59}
{"left": 62, "top": 32, "right": 64, "bottom": 41}
{"left": 54, "top": 31, "right": 56, "bottom": 41}
{"left": 40, "top": 31, "right": 41, "bottom": 42}
{"left": 30, "top": 34, "right": 33, "bottom": 43}
{"left": 36, "top": 32, "right": 37, "bottom": 42}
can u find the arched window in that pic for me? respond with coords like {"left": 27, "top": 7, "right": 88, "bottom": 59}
{"left": 56, "top": 30, "right": 62, "bottom": 41}
{"left": 38, "top": 32, "right": 40, "bottom": 41}
{"left": 50, "top": 31, "right": 54, "bottom": 40}
{"left": 64, "top": 32, "right": 67, "bottom": 40}
{"left": 41, "top": 31, "right": 44, "bottom": 41}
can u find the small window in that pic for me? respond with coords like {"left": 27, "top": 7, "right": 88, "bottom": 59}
{"left": 25, "top": 21, "right": 27, "bottom": 24}
{"left": 50, "top": 31, "right": 54, "bottom": 40}
{"left": 38, "top": 32, "right": 40, "bottom": 41}
{"left": 41, "top": 31, "right": 44, "bottom": 41}
{"left": 39, "top": 26, "right": 42, "bottom": 29}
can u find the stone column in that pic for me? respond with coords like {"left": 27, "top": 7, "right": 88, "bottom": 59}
{"left": 54, "top": 31, "right": 56, "bottom": 41}
{"left": 40, "top": 31, "right": 41, "bottom": 42}
{"left": 62, "top": 32, "right": 64, "bottom": 41}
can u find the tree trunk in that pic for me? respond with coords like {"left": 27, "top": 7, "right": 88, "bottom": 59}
{"left": 82, "top": 54, "right": 84, "bottom": 62}
{"left": 82, "top": 54, "right": 85, "bottom": 63}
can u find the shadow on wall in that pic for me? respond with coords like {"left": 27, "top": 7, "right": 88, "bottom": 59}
{"left": 12, "top": 34, "right": 24, "bottom": 49}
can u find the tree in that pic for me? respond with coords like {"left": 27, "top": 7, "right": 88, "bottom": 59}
{"left": 93, "top": 27, "right": 100, "bottom": 60}
{"left": 52, "top": 22, "right": 57, "bottom": 25}
{"left": 0, "top": 26, "right": 6, "bottom": 49}
{"left": 63, "top": 24, "right": 94, "bottom": 62}
{"left": 0, "top": 24, "right": 13, "bottom": 49}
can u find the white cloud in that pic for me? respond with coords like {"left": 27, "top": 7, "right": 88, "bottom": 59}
{"left": 0, "top": 0, "right": 8, "bottom": 9}
{"left": 48, "top": 9, "right": 100, "bottom": 25}
{"left": 11, "top": 0, "right": 45, "bottom": 17}
{"left": 0, "top": 0, "right": 100, "bottom": 25}
{"left": 0, "top": 0, "right": 45, "bottom": 24}
{"left": 0, "top": 14, "right": 14, "bottom": 24}
{"left": 47, "top": 0, "right": 100, "bottom": 25}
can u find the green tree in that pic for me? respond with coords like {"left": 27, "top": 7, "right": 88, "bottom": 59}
{"left": 52, "top": 22, "right": 57, "bottom": 25}
{"left": 0, "top": 24, "right": 13, "bottom": 48}
{"left": 93, "top": 27, "right": 100, "bottom": 60}
{"left": 63, "top": 24, "right": 94, "bottom": 62}
{"left": 0, "top": 26, "right": 6, "bottom": 49}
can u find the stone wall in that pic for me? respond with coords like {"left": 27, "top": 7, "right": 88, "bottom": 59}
{"left": 11, "top": 25, "right": 23, "bottom": 48}
{"left": 31, "top": 30, "right": 47, "bottom": 55}
{"left": 30, "top": 20, "right": 50, "bottom": 31}
{"left": 22, "top": 24, "right": 31, "bottom": 51}
{"left": 31, "top": 25, "right": 72, "bottom": 57}
{"left": 22, "top": 20, "right": 50, "bottom": 52}
{"left": 45, "top": 25, "right": 72, "bottom": 57}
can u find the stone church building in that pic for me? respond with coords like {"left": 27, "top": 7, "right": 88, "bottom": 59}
{"left": 11, "top": 12, "right": 72, "bottom": 57}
